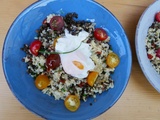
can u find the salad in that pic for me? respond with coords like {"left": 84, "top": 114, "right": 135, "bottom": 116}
{"left": 146, "top": 12, "right": 160, "bottom": 74}
{"left": 21, "top": 12, "right": 120, "bottom": 112}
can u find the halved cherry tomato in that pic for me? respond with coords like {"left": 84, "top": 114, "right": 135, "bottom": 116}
{"left": 155, "top": 12, "right": 160, "bottom": 22}
{"left": 50, "top": 16, "right": 64, "bottom": 31}
{"left": 156, "top": 48, "right": 160, "bottom": 58}
{"left": 87, "top": 71, "right": 99, "bottom": 87}
{"left": 106, "top": 52, "right": 120, "bottom": 68}
{"left": 64, "top": 95, "right": 80, "bottom": 112}
{"left": 35, "top": 75, "right": 50, "bottom": 90}
{"left": 94, "top": 28, "right": 108, "bottom": 41}
{"left": 46, "top": 54, "right": 61, "bottom": 70}
{"left": 30, "top": 40, "right": 42, "bottom": 56}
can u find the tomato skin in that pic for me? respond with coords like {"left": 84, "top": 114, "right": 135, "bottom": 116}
{"left": 64, "top": 95, "right": 80, "bottom": 112}
{"left": 46, "top": 54, "right": 61, "bottom": 70}
{"left": 94, "top": 28, "right": 108, "bottom": 41}
{"left": 155, "top": 12, "right": 160, "bottom": 22}
{"left": 30, "top": 40, "right": 42, "bottom": 56}
{"left": 35, "top": 75, "right": 50, "bottom": 90}
{"left": 49, "top": 16, "right": 64, "bottom": 31}
{"left": 106, "top": 52, "right": 120, "bottom": 68}
{"left": 156, "top": 48, "right": 160, "bottom": 58}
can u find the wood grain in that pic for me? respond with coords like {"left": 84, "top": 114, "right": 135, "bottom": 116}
{"left": 1, "top": 0, "right": 160, "bottom": 120}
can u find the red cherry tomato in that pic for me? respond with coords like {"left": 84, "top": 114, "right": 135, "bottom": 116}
{"left": 49, "top": 16, "right": 64, "bottom": 31}
{"left": 156, "top": 48, "right": 160, "bottom": 58}
{"left": 42, "top": 18, "right": 47, "bottom": 24}
{"left": 94, "top": 28, "right": 108, "bottom": 41}
{"left": 30, "top": 40, "right": 42, "bottom": 56}
{"left": 155, "top": 12, "right": 160, "bottom": 22}
{"left": 46, "top": 54, "right": 61, "bottom": 70}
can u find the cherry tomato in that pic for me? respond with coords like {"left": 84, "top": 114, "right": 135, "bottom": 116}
{"left": 49, "top": 16, "right": 64, "bottom": 31}
{"left": 94, "top": 28, "right": 108, "bottom": 41}
{"left": 155, "top": 12, "right": 160, "bottom": 22}
{"left": 35, "top": 75, "right": 50, "bottom": 90}
{"left": 42, "top": 18, "right": 47, "bottom": 24}
{"left": 30, "top": 40, "right": 42, "bottom": 56}
{"left": 147, "top": 53, "right": 153, "bottom": 59}
{"left": 87, "top": 71, "right": 99, "bottom": 87}
{"left": 156, "top": 48, "right": 160, "bottom": 58}
{"left": 106, "top": 52, "right": 120, "bottom": 68}
{"left": 64, "top": 95, "right": 80, "bottom": 112}
{"left": 46, "top": 54, "right": 61, "bottom": 70}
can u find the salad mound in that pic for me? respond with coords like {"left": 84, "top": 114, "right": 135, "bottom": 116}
{"left": 21, "top": 12, "right": 120, "bottom": 111}
{"left": 146, "top": 11, "right": 160, "bottom": 74}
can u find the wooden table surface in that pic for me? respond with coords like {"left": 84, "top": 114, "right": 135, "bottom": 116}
{"left": 1, "top": 0, "right": 160, "bottom": 120}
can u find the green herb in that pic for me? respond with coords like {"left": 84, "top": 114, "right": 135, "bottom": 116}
{"left": 39, "top": 42, "right": 82, "bottom": 55}
{"left": 61, "top": 88, "right": 66, "bottom": 92}
{"left": 83, "top": 94, "right": 87, "bottom": 97}
{"left": 109, "top": 45, "right": 113, "bottom": 50}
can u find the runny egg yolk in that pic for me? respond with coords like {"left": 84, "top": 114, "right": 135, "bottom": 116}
{"left": 72, "top": 61, "right": 84, "bottom": 70}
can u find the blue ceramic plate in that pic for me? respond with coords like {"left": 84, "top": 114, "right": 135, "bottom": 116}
{"left": 2, "top": 0, "right": 132, "bottom": 120}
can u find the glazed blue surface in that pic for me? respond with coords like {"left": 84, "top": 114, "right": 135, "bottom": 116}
{"left": 2, "top": 0, "right": 132, "bottom": 120}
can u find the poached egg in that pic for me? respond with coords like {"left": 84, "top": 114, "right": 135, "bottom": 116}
{"left": 55, "top": 29, "right": 95, "bottom": 78}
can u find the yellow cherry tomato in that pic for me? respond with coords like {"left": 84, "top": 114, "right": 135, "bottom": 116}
{"left": 87, "top": 71, "right": 99, "bottom": 87}
{"left": 35, "top": 75, "right": 50, "bottom": 90}
{"left": 64, "top": 95, "right": 80, "bottom": 112}
{"left": 106, "top": 52, "right": 120, "bottom": 68}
